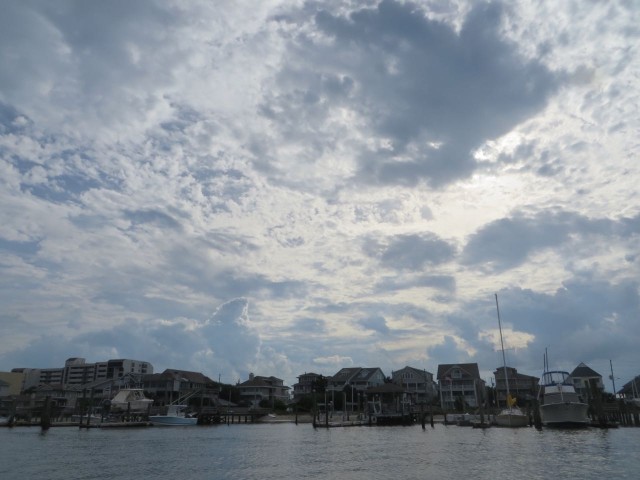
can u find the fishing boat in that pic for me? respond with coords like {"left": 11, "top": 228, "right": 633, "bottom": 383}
{"left": 493, "top": 294, "right": 529, "bottom": 428}
{"left": 149, "top": 404, "right": 197, "bottom": 426}
{"left": 538, "top": 367, "right": 590, "bottom": 427}
{"left": 109, "top": 388, "right": 154, "bottom": 412}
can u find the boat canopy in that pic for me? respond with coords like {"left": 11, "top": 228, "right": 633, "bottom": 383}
{"left": 541, "top": 371, "right": 572, "bottom": 386}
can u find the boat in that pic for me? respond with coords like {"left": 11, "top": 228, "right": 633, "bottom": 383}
{"left": 538, "top": 369, "right": 590, "bottom": 427}
{"left": 149, "top": 405, "right": 197, "bottom": 426}
{"left": 109, "top": 388, "right": 154, "bottom": 412}
{"left": 493, "top": 294, "right": 530, "bottom": 428}
{"left": 0, "top": 415, "right": 10, "bottom": 426}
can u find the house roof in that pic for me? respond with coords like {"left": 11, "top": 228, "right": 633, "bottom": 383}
{"left": 436, "top": 363, "right": 481, "bottom": 380}
{"left": 160, "top": 369, "right": 215, "bottom": 384}
{"left": 329, "top": 367, "right": 383, "bottom": 384}
{"left": 569, "top": 362, "right": 601, "bottom": 378}
{"left": 329, "top": 367, "right": 362, "bottom": 382}
{"left": 394, "top": 366, "right": 433, "bottom": 378}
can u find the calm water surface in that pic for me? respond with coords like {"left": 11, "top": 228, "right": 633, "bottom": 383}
{"left": 1, "top": 424, "right": 639, "bottom": 479}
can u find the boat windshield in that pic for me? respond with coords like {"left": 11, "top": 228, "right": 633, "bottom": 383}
{"left": 541, "top": 371, "right": 571, "bottom": 386}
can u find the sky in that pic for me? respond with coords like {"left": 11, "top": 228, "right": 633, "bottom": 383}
{"left": 1, "top": 0, "right": 638, "bottom": 392}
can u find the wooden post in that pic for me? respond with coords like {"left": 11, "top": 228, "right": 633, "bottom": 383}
{"left": 421, "top": 403, "right": 425, "bottom": 429}
{"left": 41, "top": 396, "right": 51, "bottom": 430}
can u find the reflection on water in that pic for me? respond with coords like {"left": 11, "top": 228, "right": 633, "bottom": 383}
{"left": 1, "top": 424, "right": 639, "bottom": 479}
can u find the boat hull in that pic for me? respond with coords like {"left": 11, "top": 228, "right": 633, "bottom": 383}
{"left": 540, "top": 402, "right": 589, "bottom": 427}
{"left": 149, "top": 416, "right": 197, "bottom": 426}
{"left": 495, "top": 411, "right": 529, "bottom": 428}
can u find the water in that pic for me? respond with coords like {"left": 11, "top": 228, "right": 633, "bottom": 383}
{"left": 1, "top": 424, "right": 639, "bottom": 479}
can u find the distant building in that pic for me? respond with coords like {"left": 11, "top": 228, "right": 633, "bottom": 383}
{"left": 0, "top": 379, "right": 9, "bottom": 397}
{"left": 237, "top": 374, "right": 290, "bottom": 408}
{"left": 326, "top": 367, "right": 386, "bottom": 411}
{"left": 0, "top": 371, "right": 26, "bottom": 395}
{"left": 142, "top": 369, "right": 218, "bottom": 406}
{"left": 493, "top": 366, "right": 539, "bottom": 406}
{"left": 391, "top": 366, "right": 437, "bottom": 404}
{"left": 568, "top": 362, "right": 603, "bottom": 400}
{"left": 437, "top": 363, "right": 485, "bottom": 409}
{"left": 292, "top": 372, "right": 325, "bottom": 401}
{"left": 13, "top": 357, "right": 153, "bottom": 390}
{"left": 618, "top": 375, "right": 640, "bottom": 401}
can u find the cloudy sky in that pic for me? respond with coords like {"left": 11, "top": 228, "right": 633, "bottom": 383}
{"left": 1, "top": 0, "right": 638, "bottom": 391}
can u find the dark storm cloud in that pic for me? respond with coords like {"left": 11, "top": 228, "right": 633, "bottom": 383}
{"left": 373, "top": 273, "right": 456, "bottom": 294}
{"left": 299, "top": 0, "right": 560, "bottom": 187}
{"left": 363, "top": 232, "right": 456, "bottom": 271}
{"left": 357, "top": 315, "right": 390, "bottom": 334}
{"left": 461, "top": 210, "right": 625, "bottom": 272}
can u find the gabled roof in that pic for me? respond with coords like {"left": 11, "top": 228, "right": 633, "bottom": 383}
{"left": 436, "top": 363, "right": 481, "bottom": 380}
{"left": 160, "top": 369, "right": 215, "bottom": 384}
{"left": 329, "top": 367, "right": 362, "bottom": 382}
{"left": 394, "top": 366, "right": 433, "bottom": 377}
{"left": 569, "top": 362, "right": 601, "bottom": 378}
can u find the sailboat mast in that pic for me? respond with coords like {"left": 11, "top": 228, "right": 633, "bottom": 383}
{"left": 495, "top": 293, "right": 511, "bottom": 404}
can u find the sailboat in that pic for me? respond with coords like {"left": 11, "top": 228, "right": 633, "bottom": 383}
{"left": 493, "top": 294, "right": 530, "bottom": 428}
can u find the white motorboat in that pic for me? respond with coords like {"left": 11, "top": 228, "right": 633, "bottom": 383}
{"left": 538, "top": 370, "right": 590, "bottom": 427}
{"left": 493, "top": 294, "right": 529, "bottom": 428}
{"left": 110, "top": 388, "right": 154, "bottom": 412}
{"left": 0, "top": 415, "right": 10, "bottom": 426}
{"left": 149, "top": 405, "right": 197, "bottom": 426}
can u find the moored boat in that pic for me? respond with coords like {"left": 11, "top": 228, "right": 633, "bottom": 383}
{"left": 538, "top": 370, "right": 589, "bottom": 427}
{"left": 149, "top": 405, "right": 197, "bottom": 426}
{"left": 109, "top": 388, "right": 154, "bottom": 412}
{"left": 495, "top": 404, "right": 530, "bottom": 427}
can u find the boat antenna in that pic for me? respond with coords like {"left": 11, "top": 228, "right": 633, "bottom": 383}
{"left": 494, "top": 293, "right": 510, "bottom": 405}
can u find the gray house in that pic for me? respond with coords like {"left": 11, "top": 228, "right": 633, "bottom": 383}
{"left": 391, "top": 366, "right": 437, "bottom": 404}
{"left": 437, "top": 363, "right": 485, "bottom": 409}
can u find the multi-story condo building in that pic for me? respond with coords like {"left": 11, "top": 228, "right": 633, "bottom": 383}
{"left": 391, "top": 366, "right": 437, "bottom": 404}
{"left": 13, "top": 357, "right": 153, "bottom": 390}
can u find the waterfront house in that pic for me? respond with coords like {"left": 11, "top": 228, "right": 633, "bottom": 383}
{"left": 618, "top": 375, "right": 640, "bottom": 403}
{"left": 292, "top": 372, "right": 325, "bottom": 401}
{"left": 568, "top": 362, "right": 603, "bottom": 401}
{"left": 391, "top": 366, "right": 437, "bottom": 405}
{"left": 437, "top": 363, "right": 485, "bottom": 410}
{"left": 493, "top": 366, "right": 539, "bottom": 407}
{"left": 237, "top": 374, "right": 290, "bottom": 408}
{"left": 326, "top": 367, "right": 386, "bottom": 411}
{"left": 142, "top": 369, "right": 218, "bottom": 406}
